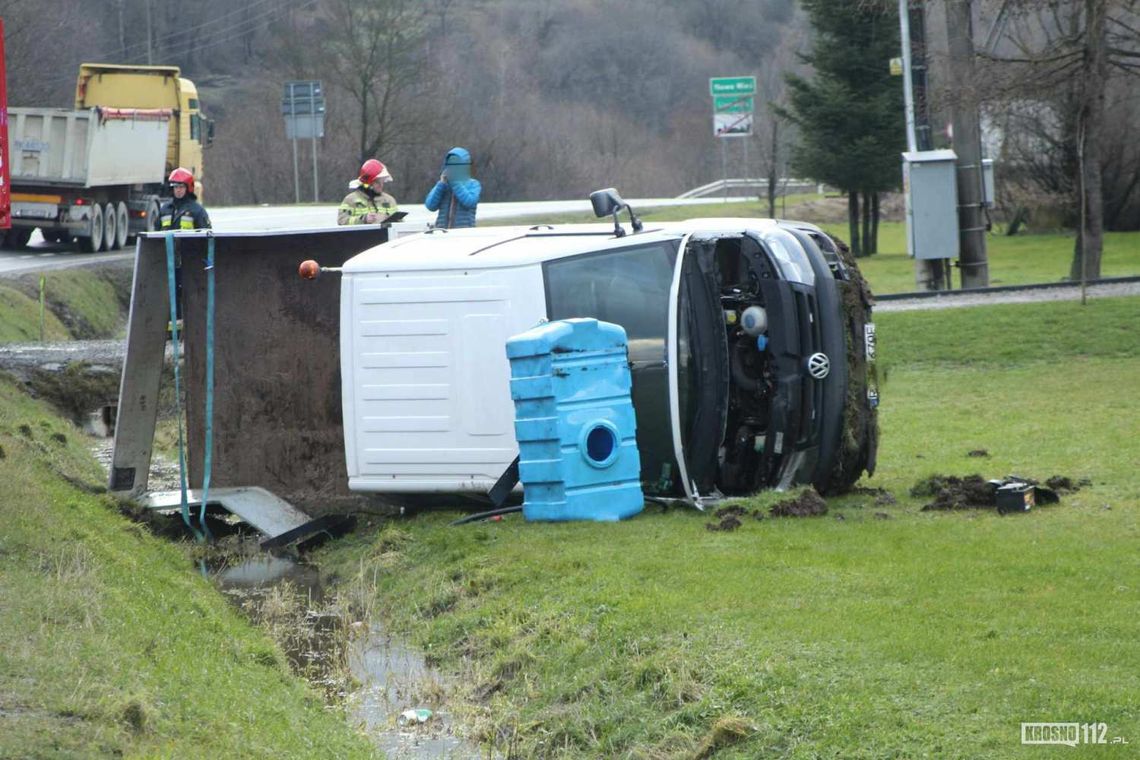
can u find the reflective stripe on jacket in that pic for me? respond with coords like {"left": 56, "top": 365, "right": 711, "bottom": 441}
{"left": 159, "top": 196, "right": 211, "bottom": 231}
{"left": 337, "top": 188, "right": 398, "bottom": 225}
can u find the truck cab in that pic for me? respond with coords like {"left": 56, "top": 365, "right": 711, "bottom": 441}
{"left": 338, "top": 209, "right": 878, "bottom": 503}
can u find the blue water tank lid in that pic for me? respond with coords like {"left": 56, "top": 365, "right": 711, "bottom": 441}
{"left": 506, "top": 317, "right": 628, "bottom": 358}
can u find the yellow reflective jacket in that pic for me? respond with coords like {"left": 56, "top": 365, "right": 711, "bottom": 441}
{"left": 337, "top": 188, "right": 398, "bottom": 225}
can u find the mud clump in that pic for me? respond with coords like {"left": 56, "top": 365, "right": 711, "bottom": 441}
{"left": 706, "top": 515, "right": 743, "bottom": 532}
{"left": 770, "top": 488, "right": 828, "bottom": 518}
{"left": 851, "top": 486, "right": 897, "bottom": 506}
{"left": 912, "top": 474, "right": 995, "bottom": 511}
{"left": 1045, "top": 476, "right": 1090, "bottom": 492}
{"left": 967, "top": 449, "right": 991, "bottom": 458}
{"left": 706, "top": 504, "right": 752, "bottom": 531}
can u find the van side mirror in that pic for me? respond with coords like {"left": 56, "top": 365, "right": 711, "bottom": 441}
{"left": 589, "top": 187, "right": 643, "bottom": 238}
{"left": 206, "top": 119, "right": 216, "bottom": 145}
{"left": 590, "top": 188, "right": 624, "bottom": 218}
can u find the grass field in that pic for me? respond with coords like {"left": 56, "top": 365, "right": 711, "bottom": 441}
{"left": 0, "top": 265, "right": 131, "bottom": 343}
{"left": 0, "top": 376, "right": 376, "bottom": 759}
{"left": 492, "top": 197, "right": 1140, "bottom": 296}
{"left": 316, "top": 296, "right": 1140, "bottom": 758}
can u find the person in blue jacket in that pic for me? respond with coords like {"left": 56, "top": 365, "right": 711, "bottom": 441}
{"left": 425, "top": 147, "right": 481, "bottom": 228}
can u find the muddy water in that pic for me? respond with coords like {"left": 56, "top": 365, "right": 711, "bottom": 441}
{"left": 212, "top": 553, "right": 485, "bottom": 759}
{"left": 90, "top": 437, "right": 487, "bottom": 757}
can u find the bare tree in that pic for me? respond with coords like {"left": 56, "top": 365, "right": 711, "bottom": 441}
{"left": 980, "top": 0, "right": 1140, "bottom": 279}
{"left": 321, "top": 0, "right": 429, "bottom": 164}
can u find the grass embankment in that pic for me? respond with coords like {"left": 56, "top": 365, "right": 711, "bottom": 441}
{"left": 492, "top": 196, "right": 1140, "bottom": 295}
{"left": 317, "top": 296, "right": 1140, "bottom": 758}
{"left": 0, "top": 376, "right": 376, "bottom": 758}
{"left": 0, "top": 265, "right": 131, "bottom": 343}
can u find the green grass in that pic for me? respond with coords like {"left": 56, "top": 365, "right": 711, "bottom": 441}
{"left": 0, "top": 265, "right": 131, "bottom": 343}
{"left": 0, "top": 375, "right": 376, "bottom": 759}
{"left": 823, "top": 224, "right": 1140, "bottom": 295}
{"left": 0, "top": 283, "right": 70, "bottom": 342}
{"left": 490, "top": 196, "right": 1140, "bottom": 296}
{"left": 316, "top": 296, "right": 1140, "bottom": 758}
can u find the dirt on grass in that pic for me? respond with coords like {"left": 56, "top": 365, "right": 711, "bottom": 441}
{"left": 913, "top": 473, "right": 1088, "bottom": 511}
{"left": 770, "top": 488, "right": 829, "bottom": 517}
{"left": 912, "top": 474, "right": 995, "bottom": 511}
{"left": 1045, "top": 475, "right": 1091, "bottom": 492}
{"left": 850, "top": 486, "right": 897, "bottom": 506}
{"left": 707, "top": 505, "right": 748, "bottom": 532}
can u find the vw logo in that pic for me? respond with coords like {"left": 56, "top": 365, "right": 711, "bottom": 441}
{"left": 807, "top": 352, "right": 831, "bottom": 380}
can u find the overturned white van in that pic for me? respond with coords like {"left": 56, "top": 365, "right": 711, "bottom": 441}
{"left": 335, "top": 197, "right": 878, "bottom": 504}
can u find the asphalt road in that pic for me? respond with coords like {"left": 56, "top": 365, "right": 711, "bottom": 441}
{"left": 0, "top": 197, "right": 726, "bottom": 276}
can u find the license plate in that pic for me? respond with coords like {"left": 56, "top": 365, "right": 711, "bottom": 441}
{"left": 864, "top": 323, "right": 877, "bottom": 362}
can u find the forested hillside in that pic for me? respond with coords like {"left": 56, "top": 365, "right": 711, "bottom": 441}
{"left": 2, "top": 0, "right": 806, "bottom": 205}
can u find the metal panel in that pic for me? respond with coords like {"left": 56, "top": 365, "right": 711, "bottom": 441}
{"left": 9, "top": 107, "right": 167, "bottom": 187}
{"left": 111, "top": 227, "right": 388, "bottom": 514}
{"left": 139, "top": 486, "right": 311, "bottom": 539}
{"left": 179, "top": 229, "right": 388, "bottom": 512}
{"left": 903, "top": 150, "right": 959, "bottom": 260}
{"left": 108, "top": 237, "right": 169, "bottom": 494}
{"left": 342, "top": 266, "right": 546, "bottom": 490}
{"left": 982, "top": 158, "right": 995, "bottom": 208}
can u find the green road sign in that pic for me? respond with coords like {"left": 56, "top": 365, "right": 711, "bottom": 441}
{"left": 709, "top": 76, "right": 757, "bottom": 96}
{"left": 713, "top": 95, "right": 754, "bottom": 113}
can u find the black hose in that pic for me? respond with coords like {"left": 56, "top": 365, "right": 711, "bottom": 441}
{"left": 730, "top": 339, "right": 761, "bottom": 392}
{"left": 449, "top": 506, "right": 523, "bottom": 526}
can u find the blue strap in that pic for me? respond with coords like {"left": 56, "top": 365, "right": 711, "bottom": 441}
{"left": 164, "top": 233, "right": 205, "bottom": 542}
{"left": 199, "top": 234, "right": 215, "bottom": 540}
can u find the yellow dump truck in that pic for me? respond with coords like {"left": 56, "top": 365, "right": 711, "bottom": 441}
{"left": 7, "top": 64, "right": 212, "bottom": 251}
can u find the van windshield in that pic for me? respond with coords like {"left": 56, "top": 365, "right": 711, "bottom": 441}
{"left": 543, "top": 239, "right": 680, "bottom": 493}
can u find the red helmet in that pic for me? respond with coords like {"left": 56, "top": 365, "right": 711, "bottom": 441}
{"left": 168, "top": 167, "right": 194, "bottom": 187}
{"left": 359, "top": 159, "right": 392, "bottom": 185}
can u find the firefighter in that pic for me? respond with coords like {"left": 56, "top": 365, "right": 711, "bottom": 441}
{"left": 159, "top": 167, "right": 212, "bottom": 230}
{"left": 425, "top": 147, "right": 481, "bottom": 228}
{"left": 338, "top": 159, "right": 398, "bottom": 225}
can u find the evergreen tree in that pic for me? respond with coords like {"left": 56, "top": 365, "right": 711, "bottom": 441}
{"left": 781, "top": 0, "right": 905, "bottom": 257}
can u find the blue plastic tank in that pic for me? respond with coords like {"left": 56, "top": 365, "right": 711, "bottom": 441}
{"left": 505, "top": 318, "right": 644, "bottom": 521}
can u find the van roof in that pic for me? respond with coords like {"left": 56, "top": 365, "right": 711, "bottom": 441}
{"left": 343, "top": 217, "right": 800, "bottom": 272}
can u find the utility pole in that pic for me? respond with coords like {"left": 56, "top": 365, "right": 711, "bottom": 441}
{"left": 899, "top": 0, "right": 947, "bottom": 290}
{"left": 943, "top": 0, "right": 989, "bottom": 288}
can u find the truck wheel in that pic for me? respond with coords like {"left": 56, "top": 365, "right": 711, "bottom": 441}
{"left": 79, "top": 204, "right": 105, "bottom": 252}
{"left": 145, "top": 199, "right": 161, "bottom": 233}
{"left": 4, "top": 227, "right": 33, "bottom": 249}
{"left": 114, "top": 202, "right": 129, "bottom": 249}
{"left": 103, "top": 203, "right": 118, "bottom": 250}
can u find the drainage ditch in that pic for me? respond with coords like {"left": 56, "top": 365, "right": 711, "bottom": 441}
{"left": 90, "top": 437, "right": 486, "bottom": 758}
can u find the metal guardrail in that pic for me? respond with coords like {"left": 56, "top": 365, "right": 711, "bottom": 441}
{"left": 678, "top": 178, "right": 824, "bottom": 199}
